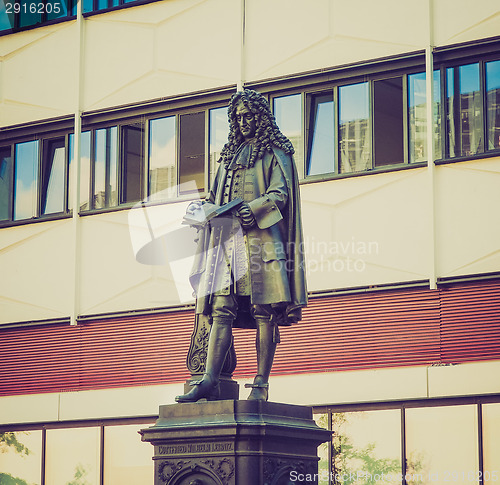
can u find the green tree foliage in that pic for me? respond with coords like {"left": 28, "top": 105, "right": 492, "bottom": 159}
{"left": 0, "top": 473, "right": 30, "bottom": 485}
{"left": 0, "top": 433, "right": 30, "bottom": 457}
{"left": 66, "top": 464, "right": 90, "bottom": 485}
{"left": 0, "top": 433, "right": 32, "bottom": 485}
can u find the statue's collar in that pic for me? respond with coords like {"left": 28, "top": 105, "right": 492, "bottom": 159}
{"left": 226, "top": 141, "right": 254, "bottom": 170}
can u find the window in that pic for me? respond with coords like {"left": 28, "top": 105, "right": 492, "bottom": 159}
{"left": 93, "top": 126, "right": 118, "bottom": 210}
{"left": 41, "top": 137, "right": 66, "bottom": 215}
{"left": 339, "top": 82, "right": 370, "bottom": 174}
{"left": 0, "top": 0, "right": 165, "bottom": 35}
{"left": 14, "top": 140, "right": 39, "bottom": 221}
{"left": 408, "top": 70, "right": 442, "bottom": 162}
{"left": 482, "top": 403, "right": 500, "bottom": 477}
{"left": 406, "top": 405, "right": 479, "bottom": 484}
{"left": 121, "top": 122, "right": 145, "bottom": 204}
{"left": 373, "top": 77, "right": 404, "bottom": 167}
{"left": 285, "top": 51, "right": 500, "bottom": 179}
{"left": 0, "top": 430, "right": 42, "bottom": 485}
{"left": 315, "top": 398, "right": 499, "bottom": 485}
{"left": 45, "top": 427, "right": 101, "bottom": 485}
{"left": 331, "top": 409, "right": 401, "bottom": 485}
{"left": 179, "top": 111, "right": 205, "bottom": 195}
{"left": 0, "top": 0, "right": 74, "bottom": 34}
{"left": 103, "top": 424, "right": 154, "bottom": 484}
{"left": 486, "top": 60, "right": 500, "bottom": 150}
{"left": 307, "top": 92, "right": 335, "bottom": 176}
{"left": 274, "top": 94, "right": 304, "bottom": 178}
{"left": 1, "top": 133, "right": 71, "bottom": 224}
{"left": 69, "top": 130, "right": 91, "bottom": 212}
{"left": 0, "top": 420, "right": 155, "bottom": 485}
{"left": 209, "top": 106, "right": 229, "bottom": 184}
{"left": 0, "top": 146, "right": 13, "bottom": 221}
{"left": 447, "top": 63, "right": 484, "bottom": 157}
{"left": 148, "top": 116, "right": 176, "bottom": 201}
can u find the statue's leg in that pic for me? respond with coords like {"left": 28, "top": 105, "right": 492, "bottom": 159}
{"left": 246, "top": 306, "right": 279, "bottom": 401}
{"left": 176, "top": 296, "right": 236, "bottom": 403}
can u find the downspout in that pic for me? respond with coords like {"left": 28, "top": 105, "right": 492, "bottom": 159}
{"left": 238, "top": 0, "right": 245, "bottom": 91}
{"left": 70, "top": 1, "right": 85, "bottom": 325}
{"left": 426, "top": 0, "right": 437, "bottom": 290}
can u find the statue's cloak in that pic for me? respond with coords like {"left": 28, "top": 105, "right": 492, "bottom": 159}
{"left": 189, "top": 146, "right": 307, "bottom": 328}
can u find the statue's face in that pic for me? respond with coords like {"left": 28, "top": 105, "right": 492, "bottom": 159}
{"left": 235, "top": 103, "right": 257, "bottom": 140}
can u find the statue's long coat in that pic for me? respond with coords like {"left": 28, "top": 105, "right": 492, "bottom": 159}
{"left": 189, "top": 146, "right": 307, "bottom": 327}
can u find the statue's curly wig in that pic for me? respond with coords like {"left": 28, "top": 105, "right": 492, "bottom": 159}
{"left": 219, "top": 89, "right": 294, "bottom": 167}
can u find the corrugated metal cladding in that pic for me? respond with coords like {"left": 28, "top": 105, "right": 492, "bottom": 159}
{"left": 1, "top": 280, "right": 500, "bottom": 397}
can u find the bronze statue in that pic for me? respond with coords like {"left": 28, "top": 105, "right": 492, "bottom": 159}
{"left": 176, "top": 89, "right": 307, "bottom": 402}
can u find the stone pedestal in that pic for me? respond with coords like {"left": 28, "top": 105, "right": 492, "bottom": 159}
{"left": 140, "top": 400, "right": 331, "bottom": 485}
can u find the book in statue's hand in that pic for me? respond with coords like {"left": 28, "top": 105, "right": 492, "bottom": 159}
{"left": 182, "top": 198, "right": 244, "bottom": 227}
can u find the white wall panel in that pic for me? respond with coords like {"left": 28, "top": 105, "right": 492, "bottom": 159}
{"left": 433, "top": 0, "right": 500, "bottom": 47}
{"left": 83, "top": 0, "right": 240, "bottom": 111}
{"left": 435, "top": 158, "right": 500, "bottom": 278}
{"left": 78, "top": 203, "right": 194, "bottom": 315}
{"left": 0, "top": 220, "right": 73, "bottom": 324}
{"left": 0, "top": 22, "right": 78, "bottom": 127}
{"left": 301, "top": 168, "right": 430, "bottom": 291}
{"left": 245, "top": 0, "right": 428, "bottom": 81}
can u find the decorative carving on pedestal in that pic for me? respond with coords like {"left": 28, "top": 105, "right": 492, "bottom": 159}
{"left": 263, "top": 457, "right": 317, "bottom": 484}
{"left": 157, "top": 457, "right": 235, "bottom": 485}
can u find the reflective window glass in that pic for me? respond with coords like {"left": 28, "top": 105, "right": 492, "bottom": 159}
{"left": 179, "top": 112, "right": 205, "bottom": 194}
{"left": 447, "top": 63, "right": 483, "bottom": 157}
{"left": 46, "top": 0, "right": 68, "bottom": 20}
{"left": 148, "top": 116, "right": 176, "bottom": 201}
{"left": 209, "top": 107, "right": 229, "bottom": 186}
{"left": 408, "top": 70, "right": 442, "bottom": 162}
{"left": 14, "top": 140, "right": 39, "bottom": 221}
{"left": 274, "top": 94, "right": 303, "bottom": 178}
{"left": 332, "top": 410, "right": 401, "bottom": 485}
{"left": 0, "top": 3, "right": 15, "bottom": 30}
{"left": 307, "top": 92, "right": 334, "bottom": 176}
{"left": 94, "top": 126, "right": 118, "bottom": 209}
{"left": 482, "top": 403, "right": 500, "bottom": 477}
{"left": 405, "top": 405, "right": 479, "bottom": 485}
{"left": 83, "top": 0, "right": 93, "bottom": 13}
{"left": 45, "top": 427, "right": 100, "bottom": 485}
{"left": 42, "top": 138, "right": 66, "bottom": 215}
{"left": 314, "top": 413, "right": 329, "bottom": 485}
{"left": 0, "top": 430, "right": 42, "bottom": 485}
{"left": 69, "top": 131, "right": 91, "bottom": 212}
{"left": 19, "top": 0, "right": 42, "bottom": 27}
{"left": 374, "top": 77, "right": 404, "bottom": 166}
{"left": 103, "top": 424, "right": 154, "bottom": 484}
{"left": 0, "top": 146, "right": 13, "bottom": 221}
{"left": 121, "top": 122, "right": 144, "bottom": 204}
{"left": 486, "top": 60, "right": 500, "bottom": 150}
{"left": 339, "top": 82, "right": 371, "bottom": 173}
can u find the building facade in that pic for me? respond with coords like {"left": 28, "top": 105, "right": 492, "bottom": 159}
{"left": 1, "top": 0, "right": 500, "bottom": 483}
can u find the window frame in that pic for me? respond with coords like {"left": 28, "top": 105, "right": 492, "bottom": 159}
{"left": 0, "top": 118, "right": 73, "bottom": 227}
{"left": 259, "top": 39, "right": 500, "bottom": 183}
{"left": 0, "top": 416, "right": 156, "bottom": 485}
{"left": 314, "top": 394, "right": 500, "bottom": 485}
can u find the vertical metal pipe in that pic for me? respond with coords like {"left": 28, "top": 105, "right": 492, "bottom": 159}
{"left": 238, "top": 0, "right": 245, "bottom": 91}
{"left": 426, "top": 0, "right": 437, "bottom": 290}
{"left": 70, "top": 0, "right": 85, "bottom": 325}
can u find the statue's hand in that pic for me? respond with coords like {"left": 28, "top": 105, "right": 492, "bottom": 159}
{"left": 186, "top": 200, "right": 203, "bottom": 216}
{"left": 236, "top": 202, "right": 256, "bottom": 229}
